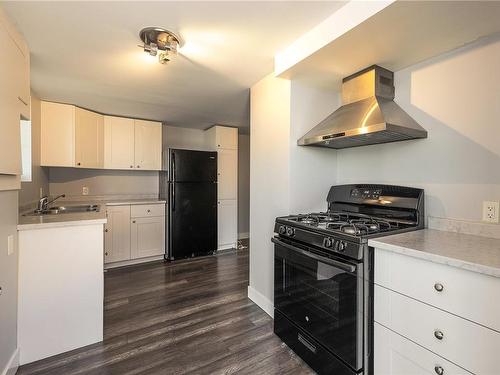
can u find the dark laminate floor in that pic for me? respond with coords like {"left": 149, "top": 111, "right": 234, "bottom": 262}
{"left": 17, "top": 246, "right": 314, "bottom": 375}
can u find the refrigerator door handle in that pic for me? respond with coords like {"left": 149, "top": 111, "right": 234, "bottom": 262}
{"left": 172, "top": 152, "right": 176, "bottom": 183}
{"left": 172, "top": 183, "right": 176, "bottom": 211}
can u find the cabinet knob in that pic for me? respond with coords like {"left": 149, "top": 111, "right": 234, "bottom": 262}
{"left": 137, "top": 165, "right": 140, "bottom": 168}
{"left": 105, "top": 229, "right": 108, "bottom": 233}
{"left": 434, "top": 330, "right": 444, "bottom": 340}
{"left": 434, "top": 283, "right": 444, "bottom": 292}
{"left": 147, "top": 209, "right": 151, "bottom": 213}
{"left": 130, "top": 165, "right": 133, "bottom": 168}
{"left": 434, "top": 366, "right": 444, "bottom": 375}
{"left": 77, "top": 162, "right": 81, "bottom": 166}
{"left": 105, "top": 252, "right": 108, "bottom": 256}
{"left": 132, "top": 220, "right": 136, "bottom": 224}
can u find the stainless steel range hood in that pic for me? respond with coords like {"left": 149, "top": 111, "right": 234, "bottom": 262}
{"left": 298, "top": 65, "right": 427, "bottom": 149}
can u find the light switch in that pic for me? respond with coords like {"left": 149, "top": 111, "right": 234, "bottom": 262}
{"left": 7, "top": 234, "right": 14, "bottom": 255}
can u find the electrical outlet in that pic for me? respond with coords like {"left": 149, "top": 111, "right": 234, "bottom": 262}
{"left": 82, "top": 186, "right": 89, "bottom": 196}
{"left": 482, "top": 201, "right": 499, "bottom": 223}
{"left": 7, "top": 235, "right": 14, "bottom": 255}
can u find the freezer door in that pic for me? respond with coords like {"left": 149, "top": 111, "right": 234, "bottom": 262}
{"left": 170, "top": 149, "right": 217, "bottom": 182}
{"left": 169, "top": 182, "right": 217, "bottom": 259}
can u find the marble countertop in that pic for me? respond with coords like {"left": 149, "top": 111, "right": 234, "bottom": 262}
{"left": 17, "top": 199, "right": 165, "bottom": 231}
{"left": 368, "top": 229, "right": 500, "bottom": 278}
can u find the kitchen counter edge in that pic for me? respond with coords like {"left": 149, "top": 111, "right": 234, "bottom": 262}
{"left": 368, "top": 229, "right": 500, "bottom": 278}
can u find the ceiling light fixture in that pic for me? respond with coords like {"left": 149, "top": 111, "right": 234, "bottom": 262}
{"left": 138, "top": 27, "right": 182, "bottom": 64}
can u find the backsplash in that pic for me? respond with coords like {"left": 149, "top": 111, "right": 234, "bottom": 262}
{"left": 428, "top": 216, "right": 500, "bottom": 239}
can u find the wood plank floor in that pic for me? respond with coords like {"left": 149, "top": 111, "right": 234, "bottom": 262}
{"left": 17, "top": 246, "right": 314, "bottom": 375}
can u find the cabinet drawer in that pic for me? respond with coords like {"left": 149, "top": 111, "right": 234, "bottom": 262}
{"left": 375, "top": 322, "right": 471, "bottom": 375}
{"left": 130, "top": 204, "right": 165, "bottom": 218}
{"left": 375, "top": 285, "right": 500, "bottom": 375}
{"left": 375, "top": 248, "right": 500, "bottom": 331}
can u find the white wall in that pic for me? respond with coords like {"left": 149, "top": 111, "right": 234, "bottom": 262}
{"left": 162, "top": 125, "right": 207, "bottom": 151}
{"left": 289, "top": 80, "right": 340, "bottom": 213}
{"left": 0, "top": 191, "right": 19, "bottom": 373}
{"left": 249, "top": 74, "right": 340, "bottom": 315}
{"left": 249, "top": 74, "right": 291, "bottom": 315}
{"left": 49, "top": 168, "right": 158, "bottom": 199}
{"left": 238, "top": 134, "right": 250, "bottom": 237}
{"left": 19, "top": 93, "right": 49, "bottom": 207}
{"left": 337, "top": 36, "right": 500, "bottom": 222}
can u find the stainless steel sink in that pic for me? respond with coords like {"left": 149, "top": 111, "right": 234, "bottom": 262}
{"left": 23, "top": 204, "right": 100, "bottom": 216}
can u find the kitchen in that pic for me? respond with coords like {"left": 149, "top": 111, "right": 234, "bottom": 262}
{"left": 1, "top": 1, "right": 499, "bottom": 375}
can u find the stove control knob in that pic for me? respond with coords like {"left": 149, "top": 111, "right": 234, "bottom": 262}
{"left": 338, "top": 241, "right": 347, "bottom": 252}
{"left": 323, "top": 237, "right": 333, "bottom": 248}
{"left": 278, "top": 225, "right": 286, "bottom": 235}
{"left": 286, "top": 227, "right": 295, "bottom": 237}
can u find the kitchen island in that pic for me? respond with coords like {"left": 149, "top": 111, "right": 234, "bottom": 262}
{"left": 17, "top": 207, "right": 106, "bottom": 365}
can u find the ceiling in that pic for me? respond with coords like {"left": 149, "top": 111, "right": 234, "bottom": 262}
{"left": 2, "top": 1, "right": 346, "bottom": 130}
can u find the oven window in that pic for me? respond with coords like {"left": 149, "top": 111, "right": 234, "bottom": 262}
{"left": 274, "top": 241, "right": 362, "bottom": 370}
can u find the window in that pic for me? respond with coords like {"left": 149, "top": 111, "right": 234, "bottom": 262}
{"left": 20, "top": 119, "right": 32, "bottom": 182}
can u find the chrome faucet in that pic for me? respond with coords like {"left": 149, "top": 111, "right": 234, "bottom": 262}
{"left": 36, "top": 194, "right": 66, "bottom": 212}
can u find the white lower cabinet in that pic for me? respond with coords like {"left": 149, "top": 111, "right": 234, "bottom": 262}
{"left": 218, "top": 199, "right": 237, "bottom": 250}
{"left": 374, "top": 323, "right": 471, "bottom": 375}
{"left": 104, "top": 203, "right": 165, "bottom": 267}
{"left": 131, "top": 216, "right": 165, "bottom": 258}
{"left": 104, "top": 205, "right": 131, "bottom": 263}
{"left": 374, "top": 248, "right": 500, "bottom": 375}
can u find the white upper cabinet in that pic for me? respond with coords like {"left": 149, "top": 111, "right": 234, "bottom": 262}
{"left": 206, "top": 125, "right": 238, "bottom": 150}
{"left": 134, "top": 120, "right": 162, "bottom": 170}
{"left": 218, "top": 148, "right": 238, "bottom": 200}
{"left": 0, "top": 12, "right": 30, "bottom": 180}
{"left": 75, "top": 107, "right": 104, "bottom": 168}
{"left": 41, "top": 103, "right": 162, "bottom": 171}
{"left": 41, "top": 102, "right": 76, "bottom": 167}
{"left": 104, "top": 116, "right": 135, "bottom": 170}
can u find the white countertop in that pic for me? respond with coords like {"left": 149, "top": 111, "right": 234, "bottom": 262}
{"left": 369, "top": 229, "right": 500, "bottom": 278}
{"left": 18, "top": 208, "right": 107, "bottom": 231}
{"left": 17, "top": 199, "right": 166, "bottom": 231}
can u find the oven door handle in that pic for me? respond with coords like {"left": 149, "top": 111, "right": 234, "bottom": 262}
{"left": 272, "top": 237, "right": 356, "bottom": 273}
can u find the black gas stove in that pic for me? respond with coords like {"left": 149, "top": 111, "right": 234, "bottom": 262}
{"left": 272, "top": 184, "right": 424, "bottom": 375}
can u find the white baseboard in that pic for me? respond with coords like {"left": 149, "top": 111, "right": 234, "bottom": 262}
{"left": 104, "top": 255, "right": 164, "bottom": 269}
{"left": 1, "top": 348, "right": 19, "bottom": 375}
{"left": 247, "top": 286, "right": 274, "bottom": 318}
{"left": 238, "top": 232, "right": 249, "bottom": 239}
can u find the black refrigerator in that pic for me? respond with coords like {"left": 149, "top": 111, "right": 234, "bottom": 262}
{"left": 159, "top": 149, "right": 218, "bottom": 260}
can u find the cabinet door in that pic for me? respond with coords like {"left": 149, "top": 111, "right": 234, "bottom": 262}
{"left": 41, "top": 101, "right": 75, "bottom": 167}
{"left": 218, "top": 199, "right": 237, "bottom": 250}
{"left": 104, "top": 206, "right": 131, "bottom": 263}
{"left": 0, "top": 24, "right": 22, "bottom": 175}
{"left": 374, "top": 323, "right": 471, "bottom": 375}
{"left": 134, "top": 120, "right": 162, "bottom": 170}
{"left": 130, "top": 216, "right": 165, "bottom": 259}
{"left": 104, "top": 116, "right": 135, "bottom": 170}
{"left": 75, "top": 108, "right": 104, "bottom": 168}
{"left": 216, "top": 127, "right": 238, "bottom": 149}
{"left": 218, "top": 148, "right": 238, "bottom": 200}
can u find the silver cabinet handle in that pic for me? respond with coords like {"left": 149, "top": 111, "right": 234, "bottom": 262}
{"left": 434, "top": 330, "right": 444, "bottom": 340}
{"left": 434, "top": 366, "right": 444, "bottom": 375}
{"left": 434, "top": 283, "right": 444, "bottom": 292}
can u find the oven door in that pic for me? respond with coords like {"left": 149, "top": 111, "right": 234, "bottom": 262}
{"left": 273, "top": 236, "right": 363, "bottom": 371}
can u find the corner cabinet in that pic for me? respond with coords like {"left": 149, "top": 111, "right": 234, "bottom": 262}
{"left": 205, "top": 125, "right": 238, "bottom": 250}
{"left": 104, "top": 203, "right": 165, "bottom": 268}
{"left": 41, "top": 102, "right": 104, "bottom": 168}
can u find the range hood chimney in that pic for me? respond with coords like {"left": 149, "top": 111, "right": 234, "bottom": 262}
{"left": 297, "top": 65, "right": 427, "bottom": 149}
